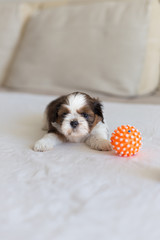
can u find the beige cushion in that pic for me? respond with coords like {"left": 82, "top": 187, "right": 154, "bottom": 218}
{"left": 0, "top": 2, "right": 33, "bottom": 85}
{"left": 4, "top": 0, "right": 160, "bottom": 97}
{"left": 138, "top": 0, "right": 160, "bottom": 95}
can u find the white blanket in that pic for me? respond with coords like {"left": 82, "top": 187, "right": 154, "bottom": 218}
{"left": 0, "top": 91, "right": 160, "bottom": 240}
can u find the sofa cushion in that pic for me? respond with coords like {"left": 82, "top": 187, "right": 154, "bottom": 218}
{"left": 138, "top": 0, "right": 160, "bottom": 95}
{"left": 0, "top": 3, "right": 34, "bottom": 85}
{"left": 4, "top": 0, "right": 160, "bottom": 97}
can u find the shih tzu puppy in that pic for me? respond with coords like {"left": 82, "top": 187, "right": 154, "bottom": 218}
{"left": 34, "top": 92, "right": 112, "bottom": 152}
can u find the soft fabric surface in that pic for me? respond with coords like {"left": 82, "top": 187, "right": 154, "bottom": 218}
{"left": 138, "top": 0, "right": 160, "bottom": 94}
{"left": 0, "top": 2, "right": 34, "bottom": 85}
{"left": 4, "top": 0, "right": 160, "bottom": 97}
{"left": 0, "top": 2, "right": 23, "bottom": 84}
{"left": 1, "top": 91, "right": 160, "bottom": 240}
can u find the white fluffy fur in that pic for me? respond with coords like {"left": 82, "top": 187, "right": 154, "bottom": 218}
{"left": 61, "top": 114, "right": 89, "bottom": 143}
{"left": 34, "top": 133, "right": 61, "bottom": 152}
{"left": 85, "top": 122, "right": 112, "bottom": 151}
{"left": 34, "top": 93, "right": 112, "bottom": 152}
{"left": 62, "top": 93, "right": 89, "bottom": 142}
{"left": 66, "top": 93, "right": 87, "bottom": 112}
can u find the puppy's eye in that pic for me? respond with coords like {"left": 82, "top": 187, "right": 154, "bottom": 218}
{"left": 81, "top": 113, "right": 89, "bottom": 119}
{"left": 62, "top": 113, "right": 67, "bottom": 118}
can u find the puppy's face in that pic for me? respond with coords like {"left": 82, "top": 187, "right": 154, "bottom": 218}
{"left": 48, "top": 92, "right": 104, "bottom": 142}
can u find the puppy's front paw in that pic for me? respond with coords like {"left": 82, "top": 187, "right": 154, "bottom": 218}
{"left": 33, "top": 139, "right": 54, "bottom": 152}
{"left": 96, "top": 139, "right": 112, "bottom": 151}
{"left": 86, "top": 137, "right": 112, "bottom": 151}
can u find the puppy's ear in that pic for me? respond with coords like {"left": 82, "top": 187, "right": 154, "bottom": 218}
{"left": 93, "top": 98, "right": 104, "bottom": 123}
{"left": 46, "top": 96, "right": 66, "bottom": 124}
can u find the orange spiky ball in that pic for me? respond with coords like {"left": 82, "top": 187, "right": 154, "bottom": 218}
{"left": 111, "top": 125, "right": 142, "bottom": 157}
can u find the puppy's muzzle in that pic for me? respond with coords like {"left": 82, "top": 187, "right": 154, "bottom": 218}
{"left": 70, "top": 120, "right": 79, "bottom": 129}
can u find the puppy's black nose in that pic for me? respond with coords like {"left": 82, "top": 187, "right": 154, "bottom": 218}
{"left": 70, "top": 120, "right": 79, "bottom": 129}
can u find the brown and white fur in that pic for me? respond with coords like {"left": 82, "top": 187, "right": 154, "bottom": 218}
{"left": 34, "top": 92, "right": 112, "bottom": 152}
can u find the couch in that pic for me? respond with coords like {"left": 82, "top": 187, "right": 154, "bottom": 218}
{"left": 0, "top": 1, "right": 160, "bottom": 240}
